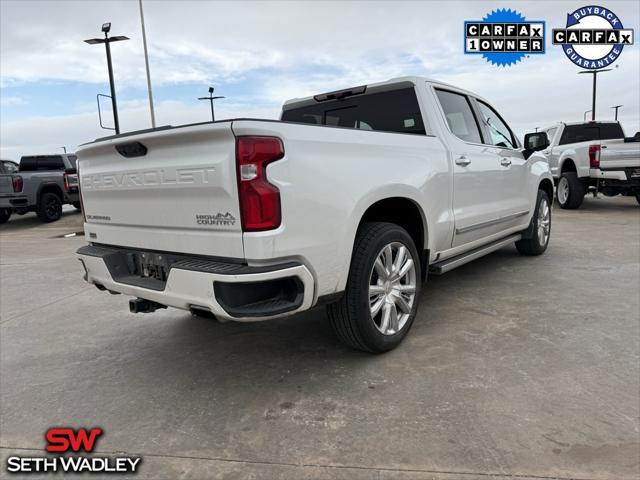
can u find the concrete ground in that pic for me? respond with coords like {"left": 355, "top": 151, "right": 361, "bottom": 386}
{"left": 1, "top": 197, "right": 639, "bottom": 480}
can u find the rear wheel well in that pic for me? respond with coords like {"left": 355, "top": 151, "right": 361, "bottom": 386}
{"left": 358, "top": 198, "right": 427, "bottom": 275}
{"left": 38, "top": 184, "right": 63, "bottom": 201}
{"left": 561, "top": 159, "right": 576, "bottom": 174}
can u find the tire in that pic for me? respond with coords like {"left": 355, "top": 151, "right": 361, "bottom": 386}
{"left": 516, "top": 190, "right": 551, "bottom": 256}
{"left": 36, "top": 192, "right": 63, "bottom": 223}
{"left": 556, "top": 172, "right": 585, "bottom": 209}
{"left": 327, "top": 222, "right": 422, "bottom": 353}
{"left": 72, "top": 201, "right": 82, "bottom": 211}
{"left": 635, "top": 194, "right": 640, "bottom": 205}
{"left": 0, "top": 209, "right": 11, "bottom": 224}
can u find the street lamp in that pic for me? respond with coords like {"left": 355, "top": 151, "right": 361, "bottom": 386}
{"left": 611, "top": 104, "right": 623, "bottom": 121}
{"left": 583, "top": 110, "right": 592, "bottom": 121}
{"left": 84, "top": 23, "right": 129, "bottom": 134}
{"left": 198, "top": 86, "right": 225, "bottom": 122}
{"left": 578, "top": 69, "right": 612, "bottom": 121}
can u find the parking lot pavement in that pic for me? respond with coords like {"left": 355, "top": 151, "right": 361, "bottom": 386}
{"left": 1, "top": 196, "right": 638, "bottom": 480}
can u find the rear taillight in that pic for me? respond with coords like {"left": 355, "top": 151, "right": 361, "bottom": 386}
{"left": 12, "top": 175, "right": 23, "bottom": 193}
{"left": 63, "top": 172, "right": 70, "bottom": 191}
{"left": 589, "top": 144, "right": 601, "bottom": 169}
{"left": 236, "top": 136, "right": 284, "bottom": 232}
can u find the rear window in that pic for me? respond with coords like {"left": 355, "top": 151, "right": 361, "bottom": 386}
{"left": 19, "top": 156, "right": 65, "bottom": 172}
{"left": 67, "top": 155, "right": 77, "bottom": 168}
{"left": 559, "top": 123, "right": 624, "bottom": 145}
{"left": 281, "top": 87, "right": 426, "bottom": 135}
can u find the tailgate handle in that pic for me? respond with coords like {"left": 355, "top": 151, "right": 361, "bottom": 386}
{"left": 116, "top": 142, "right": 148, "bottom": 158}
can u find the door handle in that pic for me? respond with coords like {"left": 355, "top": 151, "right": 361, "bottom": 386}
{"left": 455, "top": 155, "right": 471, "bottom": 167}
{"left": 500, "top": 158, "right": 512, "bottom": 167}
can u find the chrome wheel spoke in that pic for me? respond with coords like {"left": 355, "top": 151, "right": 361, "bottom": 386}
{"left": 397, "top": 258, "right": 414, "bottom": 280}
{"left": 374, "top": 258, "right": 388, "bottom": 280}
{"left": 395, "top": 294, "right": 412, "bottom": 314}
{"left": 397, "top": 284, "right": 416, "bottom": 294}
{"left": 393, "top": 246, "right": 406, "bottom": 274}
{"left": 383, "top": 245, "right": 393, "bottom": 274}
{"left": 369, "top": 284, "right": 385, "bottom": 296}
{"left": 388, "top": 304, "right": 399, "bottom": 333}
{"left": 379, "top": 303, "right": 392, "bottom": 333}
{"left": 370, "top": 296, "right": 385, "bottom": 317}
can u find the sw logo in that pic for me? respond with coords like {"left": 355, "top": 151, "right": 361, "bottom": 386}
{"left": 464, "top": 8, "right": 546, "bottom": 67}
{"left": 553, "top": 5, "right": 634, "bottom": 69}
{"left": 46, "top": 427, "right": 103, "bottom": 452}
{"left": 5, "top": 427, "right": 142, "bottom": 474}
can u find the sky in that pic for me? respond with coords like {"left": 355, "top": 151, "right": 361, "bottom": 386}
{"left": 1, "top": 0, "right": 639, "bottom": 160}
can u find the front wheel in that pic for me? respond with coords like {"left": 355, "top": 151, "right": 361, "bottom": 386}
{"left": 327, "top": 222, "right": 422, "bottom": 353}
{"left": 516, "top": 190, "right": 551, "bottom": 256}
{"left": 0, "top": 209, "right": 11, "bottom": 224}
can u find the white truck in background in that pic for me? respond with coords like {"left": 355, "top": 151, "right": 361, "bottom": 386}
{"left": 76, "top": 76, "right": 553, "bottom": 353}
{"left": 536, "top": 121, "right": 640, "bottom": 209}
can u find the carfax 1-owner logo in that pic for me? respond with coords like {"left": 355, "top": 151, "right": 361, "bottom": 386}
{"left": 464, "top": 8, "right": 545, "bottom": 66}
{"left": 552, "top": 5, "right": 634, "bottom": 68}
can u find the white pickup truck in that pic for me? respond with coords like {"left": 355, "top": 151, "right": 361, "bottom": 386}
{"left": 536, "top": 121, "right": 640, "bottom": 209}
{"left": 76, "top": 76, "right": 553, "bottom": 352}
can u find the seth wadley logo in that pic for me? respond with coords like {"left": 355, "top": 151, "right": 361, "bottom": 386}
{"left": 553, "top": 5, "right": 634, "bottom": 68}
{"left": 5, "top": 427, "right": 141, "bottom": 474}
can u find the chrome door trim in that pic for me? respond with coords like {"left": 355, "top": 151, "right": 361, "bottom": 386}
{"left": 455, "top": 210, "right": 529, "bottom": 235}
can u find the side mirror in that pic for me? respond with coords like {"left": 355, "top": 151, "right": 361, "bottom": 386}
{"left": 524, "top": 132, "right": 549, "bottom": 152}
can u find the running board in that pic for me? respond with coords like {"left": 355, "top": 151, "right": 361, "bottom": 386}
{"left": 429, "top": 234, "right": 522, "bottom": 275}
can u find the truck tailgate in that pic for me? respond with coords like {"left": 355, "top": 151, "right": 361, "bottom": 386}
{"left": 600, "top": 140, "right": 640, "bottom": 169}
{"left": 0, "top": 175, "right": 13, "bottom": 195}
{"left": 78, "top": 122, "right": 244, "bottom": 258}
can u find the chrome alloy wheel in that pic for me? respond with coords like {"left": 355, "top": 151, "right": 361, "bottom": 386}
{"left": 368, "top": 242, "right": 417, "bottom": 335}
{"left": 537, "top": 197, "right": 550, "bottom": 246}
{"left": 557, "top": 176, "right": 569, "bottom": 205}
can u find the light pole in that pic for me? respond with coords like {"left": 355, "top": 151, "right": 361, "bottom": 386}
{"left": 578, "top": 69, "right": 611, "bottom": 121}
{"left": 583, "top": 110, "right": 592, "bottom": 121}
{"left": 60, "top": 146, "right": 67, "bottom": 154}
{"left": 611, "top": 104, "right": 623, "bottom": 121}
{"left": 198, "top": 86, "right": 225, "bottom": 122}
{"left": 138, "top": 0, "right": 156, "bottom": 128}
{"left": 85, "top": 23, "right": 129, "bottom": 134}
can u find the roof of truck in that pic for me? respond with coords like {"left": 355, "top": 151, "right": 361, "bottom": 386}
{"left": 282, "top": 76, "right": 487, "bottom": 110}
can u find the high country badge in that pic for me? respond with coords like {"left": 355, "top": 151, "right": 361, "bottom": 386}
{"left": 553, "top": 5, "right": 634, "bottom": 69}
{"left": 464, "top": 8, "right": 545, "bottom": 67}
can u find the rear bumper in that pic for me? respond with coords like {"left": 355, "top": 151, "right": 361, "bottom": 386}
{"left": 77, "top": 244, "right": 315, "bottom": 322}
{"left": 0, "top": 194, "right": 28, "bottom": 209}
{"left": 590, "top": 168, "right": 640, "bottom": 183}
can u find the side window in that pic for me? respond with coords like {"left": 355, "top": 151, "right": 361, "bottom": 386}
{"left": 2, "top": 162, "right": 18, "bottom": 174}
{"left": 476, "top": 100, "right": 517, "bottom": 149}
{"left": 434, "top": 89, "right": 482, "bottom": 143}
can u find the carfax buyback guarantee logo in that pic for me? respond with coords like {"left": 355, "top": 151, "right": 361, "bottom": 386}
{"left": 552, "top": 5, "right": 634, "bottom": 68}
{"left": 464, "top": 8, "right": 545, "bottom": 66}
